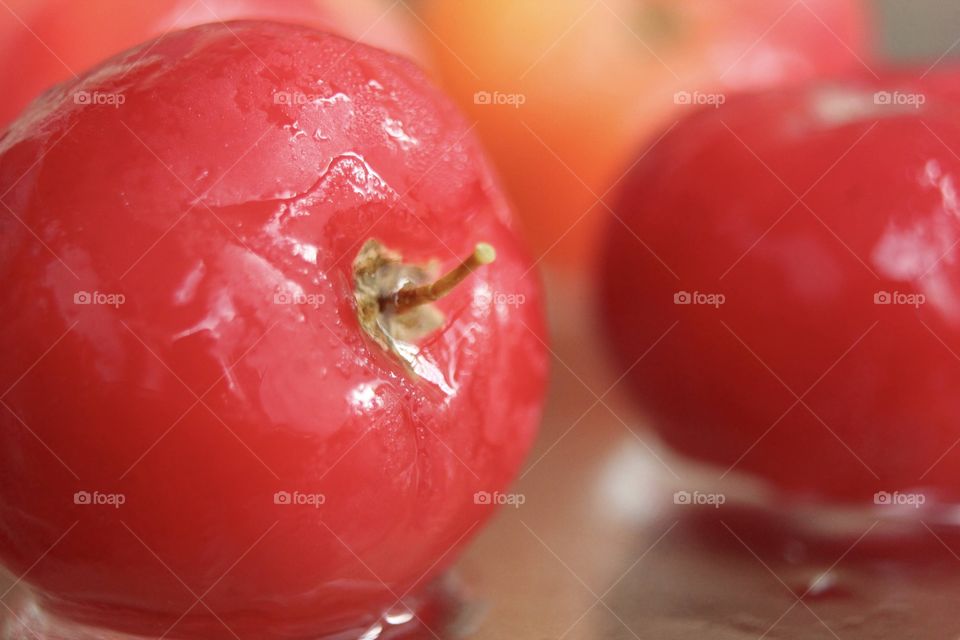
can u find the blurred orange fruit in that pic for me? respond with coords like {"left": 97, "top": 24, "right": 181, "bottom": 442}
{"left": 416, "top": 0, "right": 872, "bottom": 269}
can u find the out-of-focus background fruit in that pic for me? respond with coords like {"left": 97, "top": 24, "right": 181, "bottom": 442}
{"left": 416, "top": 0, "right": 870, "bottom": 268}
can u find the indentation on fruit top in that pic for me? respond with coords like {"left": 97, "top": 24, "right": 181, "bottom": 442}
{"left": 353, "top": 239, "right": 445, "bottom": 369}
{"left": 353, "top": 242, "right": 487, "bottom": 394}
{"left": 353, "top": 239, "right": 495, "bottom": 389}
{"left": 273, "top": 153, "right": 393, "bottom": 210}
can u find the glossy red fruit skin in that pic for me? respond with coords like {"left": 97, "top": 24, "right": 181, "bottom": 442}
{"left": 0, "top": 21, "right": 547, "bottom": 640}
{"left": 601, "top": 71, "right": 960, "bottom": 503}
{"left": 0, "top": 0, "right": 426, "bottom": 129}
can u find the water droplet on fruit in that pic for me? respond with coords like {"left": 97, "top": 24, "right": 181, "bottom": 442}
{"left": 291, "top": 241, "right": 318, "bottom": 266}
{"left": 173, "top": 260, "right": 206, "bottom": 305}
{"left": 314, "top": 92, "right": 350, "bottom": 106}
{"left": 357, "top": 621, "right": 383, "bottom": 640}
{"left": 383, "top": 605, "right": 415, "bottom": 626}
{"left": 174, "top": 289, "right": 236, "bottom": 340}
{"left": 349, "top": 381, "right": 384, "bottom": 413}
{"left": 382, "top": 117, "right": 419, "bottom": 150}
{"left": 283, "top": 119, "right": 307, "bottom": 140}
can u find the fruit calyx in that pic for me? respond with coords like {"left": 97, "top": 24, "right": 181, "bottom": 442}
{"left": 353, "top": 239, "right": 496, "bottom": 366}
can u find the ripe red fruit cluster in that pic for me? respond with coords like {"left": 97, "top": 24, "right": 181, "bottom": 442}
{"left": 4, "top": 1, "right": 956, "bottom": 639}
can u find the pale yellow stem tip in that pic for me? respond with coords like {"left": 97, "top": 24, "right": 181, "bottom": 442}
{"left": 474, "top": 242, "right": 496, "bottom": 265}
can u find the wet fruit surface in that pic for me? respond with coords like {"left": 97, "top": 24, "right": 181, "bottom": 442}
{"left": 601, "top": 72, "right": 960, "bottom": 502}
{"left": 0, "top": 21, "right": 547, "bottom": 639}
{"left": 0, "top": 0, "right": 427, "bottom": 129}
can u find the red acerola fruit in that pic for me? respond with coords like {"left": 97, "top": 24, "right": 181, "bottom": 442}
{"left": 0, "top": 0, "right": 428, "bottom": 129}
{"left": 601, "top": 70, "right": 960, "bottom": 503}
{"left": 0, "top": 21, "right": 547, "bottom": 640}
